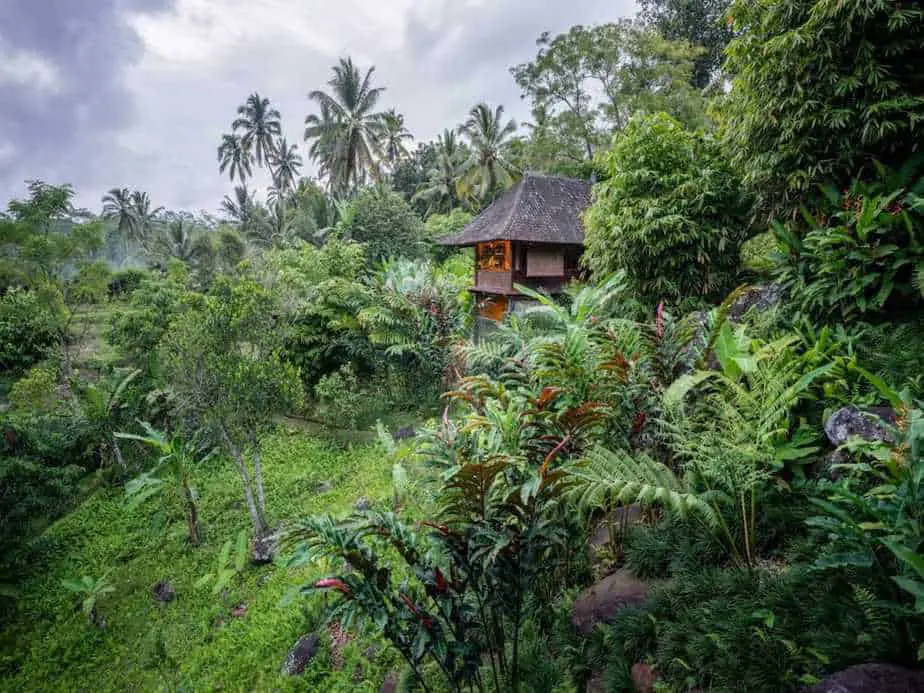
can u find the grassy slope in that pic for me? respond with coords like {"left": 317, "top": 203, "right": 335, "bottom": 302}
{"left": 0, "top": 431, "right": 418, "bottom": 692}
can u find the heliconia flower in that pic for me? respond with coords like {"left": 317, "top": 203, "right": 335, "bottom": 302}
{"left": 314, "top": 578, "right": 352, "bottom": 596}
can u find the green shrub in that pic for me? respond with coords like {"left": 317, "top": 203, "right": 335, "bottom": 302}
{"left": 313, "top": 364, "right": 364, "bottom": 429}
{"left": 9, "top": 365, "right": 58, "bottom": 411}
{"left": 583, "top": 113, "right": 751, "bottom": 304}
{"left": 723, "top": 0, "right": 924, "bottom": 217}
{"left": 604, "top": 568, "right": 908, "bottom": 692}
{"left": 108, "top": 274, "right": 188, "bottom": 367}
{"left": 771, "top": 166, "right": 924, "bottom": 323}
{"left": 0, "top": 289, "right": 62, "bottom": 374}
{"left": 107, "top": 268, "right": 150, "bottom": 299}
{"left": 338, "top": 186, "right": 425, "bottom": 263}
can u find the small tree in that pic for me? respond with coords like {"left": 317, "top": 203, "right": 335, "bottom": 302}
{"left": 337, "top": 186, "right": 425, "bottom": 263}
{"left": 160, "top": 276, "right": 303, "bottom": 539}
{"left": 583, "top": 112, "right": 750, "bottom": 305}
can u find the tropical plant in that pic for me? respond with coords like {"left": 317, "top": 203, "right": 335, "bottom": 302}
{"left": 771, "top": 163, "right": 924, "bottom": 323}
{"left": 151, "top": 219, "right": 214, "bottom": 269}
{"left": 196, "top": 530, "right": 249, "bottom": 594}
{"left": 268, "top": 137, "right": 303, "bottom": 192}
{"left": 458, "top": 103, "right": 519, "bottom": 202}
{"left": 722, "top": 0, "right": 924, "bottom": 218}
{"left": 232, "top": 92, "right": 282, "bottom": 168}
{"left": 583, "top": 112, "right": 751, "bottom": 304}
{"left": 61, "top": 572, "right": 116, "bottom": 627}
{"left": 337, "top": 186, "right": 424, "bottom": 263}
{"left": 0, "top": 288, "right": 62, "bottom": 373}
{"left": 378, "top": 108, "right": 413, "bottom": 167}
{"left": 77, "top": 368, "right": 142, "bottom": 480}
{"left": 413, "top": 130, "right": 467, "bottom": 214}
{"left": 218, "top": 132, "right": 254, "bottom": 183}
{"left": 306, "top": 57, "right": 386, "bottom": 191}
{"left": 117, "top": 422, "right": 203, "bottom": 546}
{"left": 130, "top": 190, "right": 163, "bottom": 247}
{"left": 101, "top": 187, "right": 139, "bottom": 246}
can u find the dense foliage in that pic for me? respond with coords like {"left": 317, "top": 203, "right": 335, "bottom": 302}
{"left": 583, "top": 113, "right": 750, "bottom": 304}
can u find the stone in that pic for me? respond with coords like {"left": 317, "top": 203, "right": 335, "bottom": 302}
{"left": 152, "top": 580, "right": 175, "bottom": 603}
{"left": 314, "top": 479, "right": 334, "bottom": 493}
{"left": 824, "top": 406, "right": 895, "bottom": 448}
{"left": 281, "top": 633, "right": 320, "bottom": 676}
{"left": 251, "top": 530, "right": 282, "bottom": 565}
{"left": 362, "top": 644, "right": 380, "bottom": 661}
{"left": 631, "top": 662, "right": 659, "bottom": 693}
{"left": 380, "top": 671, "right": 399, "bottom": 693}
{"left": 355, "top": 496, "right": 372, "bottom": 512}
{"left": 726, "top": 283, "right": 785, "bottom": 323}
{"left": 800, "top": 663, "right": 924, "bottom": 693}
{"left": 570, "top": 569, "right": 650, "bottom": 634}
{"left": 392, "top": 426, "right": 417, "bottom": 441}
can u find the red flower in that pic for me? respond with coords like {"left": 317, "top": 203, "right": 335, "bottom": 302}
{"left": 314, "top": 578, "right": 352, "bottom": 597}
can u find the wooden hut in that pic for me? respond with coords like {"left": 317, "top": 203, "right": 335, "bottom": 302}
{"left": 438, "top": 172, "right": 591, "bottom": 322}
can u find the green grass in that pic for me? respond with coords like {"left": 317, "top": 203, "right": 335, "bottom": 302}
{"left": 0, "top": 430, "right": 429, "bottom": 692}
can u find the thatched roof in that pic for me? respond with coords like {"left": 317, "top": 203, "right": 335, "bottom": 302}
{"left": 438, "top": 173, "right": 591, "bottom": 246}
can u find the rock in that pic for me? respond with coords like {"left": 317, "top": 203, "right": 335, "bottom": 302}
{"left": 355, "top": 497, "right": 372, "bottom": 512}
{"left": 571, "top": 569, "right": 649, "bottom": 634}
{"left": 631, "top": 662, "right": 659, "bottom": 693}
{"left": 152, "top": 580, "right": 175, "bottom": 603}
{"left": 392, "top": 426, "right": 416, "bottom": 441}
{"left": 588, "top": 505, "right": 643, "bottom": 574}
{"left": 824, "top": 406, "right": 896, "bottom": 448}
{"left": 281, "top": 633, "right": 319, "bottom": 676}
{"left": 251, "top": 530, "right": 282, "bottom": 565}
{"left": 231, "top": 603, "right": 247, "bottom": 618}
{"left": 800, "top": 663, "right": 924, "bottom": 693}
{"left": 362, "top": 644, "right": 380, "bottom": 661}
{"left": 380, "top": 671, "right": 399, "bottom": 693}
{"left": 726, "top": 283, "right": 785, "bottom": 323}
{"left": 314, "top": 479, "right": 334, "bottom": 493}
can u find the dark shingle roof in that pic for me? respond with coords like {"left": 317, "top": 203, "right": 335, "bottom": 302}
{"left": 438, "top": 173, "right": 591, "bottom": 246}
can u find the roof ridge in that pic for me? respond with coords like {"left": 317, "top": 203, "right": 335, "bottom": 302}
{"left": 499, "top": 174, "right": 528, "bottom": 240}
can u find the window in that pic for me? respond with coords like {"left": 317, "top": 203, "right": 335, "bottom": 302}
{"left": 476, "top": 240, "right": 511, "bottom": 271}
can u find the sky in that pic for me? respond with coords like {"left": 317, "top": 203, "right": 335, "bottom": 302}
{"left": 0, "top": 0, "right": 637, "bottom": 215}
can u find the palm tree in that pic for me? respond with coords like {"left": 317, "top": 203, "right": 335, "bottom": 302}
{"left": 378, "top": 109, "right": 413, "bottom": 167}
{"left": 101, "top": 187, "right": 138, "bottom": 244}
{"left": 269, "top": 137, "right": 303, "bottom": 192}
{"left": 305, "top": 57, "right": 386, "bottom": 191}
{"left": 130, "top": 191, "right": 163, "bottom": 248}
{"left": 303, "top": 100, "right": 339, "bottom": 182}
{"left": 458, "top": 103, "right": 519, "bottom": 201}
{"left": 152, "top": 220, "right": 214, "bottom": 266}
{"left": 221, "top": 185, "right": 256, "bottom": 226}
{"left": 414, "top": 129, "right": 466, "bottom": 213}
{"left": 218, "top": 133, "right": 254, "bottom": 182}
{"left": 232, "top": 92, "right": 282, "bottom": 168}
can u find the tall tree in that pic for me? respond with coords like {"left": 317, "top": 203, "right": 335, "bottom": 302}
{"left": 268, "top": 137, "right": 303, "bottom": 193}
{"left": 101, "top": 188, "right": 138, "bottom": 244}
{"left": 218, "top": 133, "right": 254, "bottom": 183}
{"left": 378, "top": 109, "right": 413, "bottom": 167}
{"left": 638, "top": 0, "right": 733, "bottom": 88}
{"left": 458, "top": 103, "right": 519, "bottom": 202}
{"left": 305, "top": 57, "right": 386, "bottom": 191}
{"left": 130, "top": 191, "right": 163, "bottom": 248}
{"left": 221, "top": 185, "right": 257, "bottom": 227}
{"left": 413, "top": 130, "right": 466, "bottom": 214}
{"left": 232, "top": 92, "right": 282, "bottom": 168}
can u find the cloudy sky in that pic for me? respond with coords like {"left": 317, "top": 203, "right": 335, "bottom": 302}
{"left": 0, "top": 0, "right": 636, "bottom": 214}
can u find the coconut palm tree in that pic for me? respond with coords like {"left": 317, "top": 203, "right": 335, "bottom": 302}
{"left": 378, "top": 109, "right": 413, "bottom": 167}
{"left": 102, "top": 187, "right": 138, "bottom": 243}
{"left": 218, "top": 133, "right": 254, "bottom": 183}
{"left": 305, "top": 57, "right": 386, "bottom": 191}
{"left": 232, "top": 92, "right": 282, "bottom": 168}
{"left": 130, "top": 191, "right": 163, "bottom": 249}
{"left": 413, "top": 129, "right": 466, "bottom": 213}
{"left": 152, "top": 220, "right": 214, "bottom": 267}
{"left": 458, "top": 103, "right": 519, "bottom": 201}
{"left": 269, "top": 137, "right": 303, "bottom": 193}
{"left": 221, "top": 185, "right": 257, "bottom": 226}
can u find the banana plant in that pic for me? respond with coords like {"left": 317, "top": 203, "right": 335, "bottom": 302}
{"left": 61, "top": 572, "right": 116, "bottom": 627}
{"left": 116, "top": 422, "right": 203, "bottom": 546}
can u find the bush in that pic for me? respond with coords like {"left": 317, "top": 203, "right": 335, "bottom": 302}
{"left": 604, "top": 568, "right": 909, "bottom": 692}
{"left": 771, "top": 166, "right": 924, "bottom": 323}
{"left": 338, "top": 186, "right": 425, "bottom": 264}
{"left": 0, "top": 289, "right": 61, "bottom": 374}
{"left": 109, "top": 274, "right": 188, "bottom": 367}
{"left": 107, "top": 268, "right": 150, "bottom": 299}
{"left": 9, "top": 365, "right": 58, "bottom": 411}
{"left": 723, "top": 0, "right": 924, "bottom": 217}
{"left": 583, "top": 113, "right": 751, "bottom": 304}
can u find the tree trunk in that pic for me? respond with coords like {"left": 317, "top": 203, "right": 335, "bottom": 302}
{"left": 112, "top": 437, "right": 128, "bottom": 477}
{"left": 251, "top": 445, "right": 267, "bottom": 523}
{"left": 221, "top": 427, "right": 265, "bottom": 537}
{"left": 183, "top": 482, "right": 201, "bottom": 546}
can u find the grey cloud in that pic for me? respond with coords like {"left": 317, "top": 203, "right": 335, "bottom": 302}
{"left": 0, "top": 0, "right": 174, "bottom": 203}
